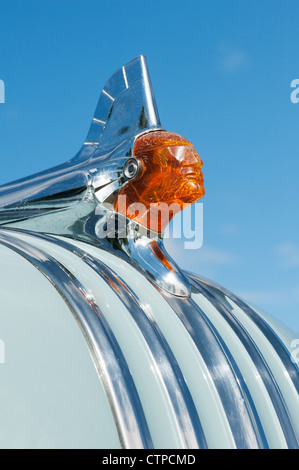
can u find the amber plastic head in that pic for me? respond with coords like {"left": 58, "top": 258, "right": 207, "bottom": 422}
{"left": 115, "top": 130, "right": 205, "bottom": 233}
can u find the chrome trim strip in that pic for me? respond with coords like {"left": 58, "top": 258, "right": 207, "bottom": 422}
{"left": 189, "top": 273, "right": 299, "bottom": 393}
{"left": 160, "top": 291, "right": 267, "bottom": 449}
{"left": 189, "top": 276, "right": 299, "bottom": 449}
{"left": 0, "top": 229, "right": 153, "bottom": 450}
{"left": 10, "top": 230, "right": 207, "bottom": 449}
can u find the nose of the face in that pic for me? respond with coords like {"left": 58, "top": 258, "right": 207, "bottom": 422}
{"left": 177, "top": 146, "right": 203, "bottom": 176}
{"left": 187, "top": 147, "right": 203, "bottom": 167}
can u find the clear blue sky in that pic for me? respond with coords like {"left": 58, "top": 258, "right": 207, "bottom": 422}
{"left": 0, "top": 0, "right": 298, "bottom": 330}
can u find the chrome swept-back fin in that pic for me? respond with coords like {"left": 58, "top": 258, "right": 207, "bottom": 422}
{"left": 0, "top": 56, "right": 162, "bottom": 209}
{"left": 0, "top": 56, "right": 191, "bottom": 297}
{"left": 84, "top": 55, "right": 161, "bottom": 151}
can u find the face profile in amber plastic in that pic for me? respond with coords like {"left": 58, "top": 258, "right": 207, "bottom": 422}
{"left": 115, "top": 130, "right": 205, "bottom": 233}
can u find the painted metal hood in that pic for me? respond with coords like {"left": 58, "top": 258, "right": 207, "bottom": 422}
{"left": 0, "top": 228, "right": 298, "bottom": 449}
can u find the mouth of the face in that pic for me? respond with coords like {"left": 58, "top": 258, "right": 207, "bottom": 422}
{"left": 181, "top": 168, "right": 204, "bottom": 183}
{"left": 175, "top": 167, "right": 205, "bottom": 201}
{"left": 185, "top": 170, "right": 203, "bottom": 178}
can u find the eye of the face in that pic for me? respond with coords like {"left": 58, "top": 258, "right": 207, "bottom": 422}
{"left": 124, "top": 159, "right": 139, "bottom": 179}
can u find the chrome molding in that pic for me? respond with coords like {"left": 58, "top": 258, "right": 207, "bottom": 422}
{"left": 189, "top": 276, "right": 299, "bottom": 449}
{"left": 0, "top": 229, "right": 153, "bottom": 449}
{"left": 4, "top": 228, "right": 206, "bottom": 449}
{"left": 189, "top": 273, "right": 299, "bottom": 393}
{"left": 159, "top": 291, "right": 268, "bottom": 449}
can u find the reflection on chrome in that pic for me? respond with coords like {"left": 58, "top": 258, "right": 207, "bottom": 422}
{"left": 0, "top": 56, "right": 206, "bottom": 297}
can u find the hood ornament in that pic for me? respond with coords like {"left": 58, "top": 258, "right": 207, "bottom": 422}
{"left": 0, "top": 56, "right": 205, "bottom": 297}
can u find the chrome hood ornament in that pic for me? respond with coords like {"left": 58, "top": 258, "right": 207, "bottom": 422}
{"left": 0, "top": 56, "right": 205, "bottom": 297}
